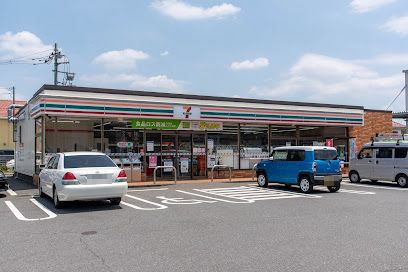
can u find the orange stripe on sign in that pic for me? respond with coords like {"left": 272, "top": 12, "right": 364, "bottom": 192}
{"left": 42, "top": 99, "right": 174, "bottom": 109}
{"left": 200, "top": 107, "right": 360, "bottom": 118}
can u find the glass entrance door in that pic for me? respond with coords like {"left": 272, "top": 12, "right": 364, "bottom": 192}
{"left": 193, "top": 134, "right": 206, "bottom": 178}
{"left": 161, "top": 134, "right": 177, "bottom": 179}
{"left": 145, "top": 132, "right": 207, "bottom": 181}
{"left": 178, "top": 134, "right": 192, "bottom": 179}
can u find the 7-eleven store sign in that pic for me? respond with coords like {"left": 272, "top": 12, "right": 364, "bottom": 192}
{"left": 174, "top": 106, "right": 200, "bottom": 119}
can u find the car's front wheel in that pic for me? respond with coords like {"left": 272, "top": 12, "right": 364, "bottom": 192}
{"left": 53, "top": 187, "right": 63, "bottom": 209}
{"left": 327, "top": 185, "right": 340, "bottom": 192}
{"left": 396, "top": 174, "right": 408, "bottom": 188}
{"left": 349, "top": 171, "right": 360, "bottom": 183}
{"left": 257, "top": 172, "right": 268, "bottom": 188}
{"left": 299, "top": 176, "right": 313, "bottom": 194}
{"left": 38, "top": 179, "right": 45, "bottom": 198}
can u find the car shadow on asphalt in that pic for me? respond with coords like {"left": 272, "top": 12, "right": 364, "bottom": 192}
{"left": 7, "top": 176, "right": 37, "bottom": 191}
{"left": 0, "top": 193, "right": 6, "bottom": 198}
{"left": 32, "top": 196, "right": 123, "bottom": 214}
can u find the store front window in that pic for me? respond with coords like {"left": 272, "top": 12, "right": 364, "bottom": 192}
{"left": 270, "top": 125, "right": 297, "bottom": 151}
{"left": 45, "top": 117, "right": 102, "bottom": 153}
{"left": 240, "top": 124, "right": 269, "bottom": 169}
{"left": 102, "top": 120, "right": 143, "bottom": 165}
{"left": 208, "top": 123, "right": 239, "bottom": 170}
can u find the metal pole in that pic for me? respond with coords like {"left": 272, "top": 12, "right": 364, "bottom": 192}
{"left": 404, "top": 70, "right": 408, "bottom": 129}
{"left": 12, "top": 87, "right": 16, "bottom": 143}
{"left": 54, "top": 43, "right": 58, "bottom": 85}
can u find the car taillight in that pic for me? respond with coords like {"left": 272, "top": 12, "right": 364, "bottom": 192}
{"left": 312, "top": 162, "right": 317, "bottom": 173}
{"left": 115, "top": 169, "right": 127, "bottom": 182}
{"left": 62, "top": 172, "right": 79, "bottom": 185}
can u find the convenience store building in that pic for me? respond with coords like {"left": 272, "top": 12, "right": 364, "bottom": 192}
{"left": 14, "top": 85, "right": 391, "bottom": 182}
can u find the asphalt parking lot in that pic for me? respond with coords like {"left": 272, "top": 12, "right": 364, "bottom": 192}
{"left": 1, "top": 178, "right": 408, "bottom": 272}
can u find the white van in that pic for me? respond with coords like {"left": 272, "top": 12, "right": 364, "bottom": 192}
{"left": 349, "top": 141, "right": 408, "bottom": 187}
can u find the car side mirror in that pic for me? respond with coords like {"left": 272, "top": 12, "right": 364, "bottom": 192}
{"left": 39, "top": 164, "right": 46, "bottom": 169}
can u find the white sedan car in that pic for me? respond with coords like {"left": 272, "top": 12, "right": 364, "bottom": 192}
{"left": 39, "top": 152, "right": 128, "bottom": 208}
{"left": 6, "top": 159, "right": 14, "bottom": 171}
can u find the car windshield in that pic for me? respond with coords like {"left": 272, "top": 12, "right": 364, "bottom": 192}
{"left": 64, "top": 155, "right": 117, "bottom": 168}
{"left": 314, "top": 150, "right": 338, "bottom": 160}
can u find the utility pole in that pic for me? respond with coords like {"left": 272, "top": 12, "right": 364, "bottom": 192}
{"left": 53, "top": 43, "right": 58, "bottom": 85}
{"left": 12, "top": 86, "right": 16, "bottom": 142}
{"left": 404, "top": 70, "right": 408, "bottom": 129}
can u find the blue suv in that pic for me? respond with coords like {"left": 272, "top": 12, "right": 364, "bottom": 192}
{"left": 255, "top": 146, "right": 342, "bottom": 193}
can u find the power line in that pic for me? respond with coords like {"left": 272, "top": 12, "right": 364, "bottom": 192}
{"left": 0, "top": 48, "right": 53, "bottom": 62}
{"left": 0, "top": 43, "right": 75, "bottom": 86}
{"left": 386, "top": 86, "right": 406, "bottom": 110}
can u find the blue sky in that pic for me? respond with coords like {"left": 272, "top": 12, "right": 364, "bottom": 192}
{"left": 1, "top": 0, "right": 408, "bottom": 111}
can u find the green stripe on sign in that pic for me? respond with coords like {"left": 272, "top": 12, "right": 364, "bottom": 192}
{"left": 140, "top": 108, "right": 174, "bottom": 114}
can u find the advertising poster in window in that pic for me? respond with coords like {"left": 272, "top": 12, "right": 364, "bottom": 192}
{"left": 207, "top": 139, "right": 214, "bottom": 154}
{"left": 149, "top": 155, "right": 157, "bottom": 168}
{"left": 163, "top": 159, "right": 173, "bottom": 172}
{"left": 180, "top": 158, "right": 189, "bottom": 173}
{"left": 147, "top": 141, "right": 154, "bottom": 152}
{"left": 326, "top": 139, "right": 333, "bottom": 147}
{"left": 207, "top": 154, "right": 216, "bottom": 168}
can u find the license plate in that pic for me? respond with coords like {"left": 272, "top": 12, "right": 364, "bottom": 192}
{"left": 324, "top": 176, "right": 335, "bottom": 186}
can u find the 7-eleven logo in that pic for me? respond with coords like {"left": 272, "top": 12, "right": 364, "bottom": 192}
{"left": 183, "top": 106, "right": 192, "bottom": 119}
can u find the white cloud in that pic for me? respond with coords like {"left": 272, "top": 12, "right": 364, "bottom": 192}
{"left": 250, "top": 53, "right": 404, "bottom": 109}
{"left": 160, "top": 50, "right": 169, "bottom": 56}
{"left": 350, "top": 0, "right": 397, "bottom": 13}
{"left": 0, "top": 86, "right": 26, "bottom": 100}
{"left": 81, "top": 73, "right": 187, "bottom": 93}
{"left": 382, "top": 16, "right": 408, "bottom": 36}
{"left": 151, "top": 0, "right": 241, "bottom": 20}
{"left": 0, "top": 87, "right": 11, "bottom": 99}
{"left": 0, "top": 31, "right": 52, "bottom": 58}
{"left": 93, "top": 49, "right": 149, "bottom": 70}
{"left": 354, "top": 53, "right": 408, "bottom": 66}
{"left": 230, "top": 57, "right": 269, "bottom": 71}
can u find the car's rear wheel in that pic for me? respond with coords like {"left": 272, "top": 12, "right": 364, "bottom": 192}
{"left": 38, "top": 179, "right": 45, "bottom": 198}
{"left": 110, "top": 198, "right": 121, "bottom": 205}
{"left": 53, "top": 187, "right": 63, "bottom": 209}
{"left": 327, "top": 185, "right": 340, "bottom": 192}
{"left": 299, "top": 176, "right": 313, "bottom": 194}
{"left": 349, "top": 171, "right": 360, "bottom": 183}
{"left": 257, "top": 172, "right": 268, "bottom": 188}
{"left": 396, "top": 174, "right": 408, "bottom": 188}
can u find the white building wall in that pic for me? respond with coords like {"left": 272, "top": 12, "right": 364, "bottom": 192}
{"left": 15, "top": 106, "right": 36, "bottom": 177}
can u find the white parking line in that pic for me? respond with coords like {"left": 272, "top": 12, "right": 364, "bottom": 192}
{"left": 343, "top": 182, "right": 408, "bottom": 191}
{"left": 4, "top": 199, "right": 57, "bottom": 221}
{"left": 247, "top": 186, "right": 322, "bottom": 199}
{"left": 127, "top": 188, "right": 169, "bottom": 192}
{"left": 6, "top": 188, "right": 17, "bottom": 196}
{"left": 122, "top": 194, "right": 168, "bottom": 210}
{"left": 314, "top": 186, "right": 376, "bottom": 195}
{"left": 198, "top": 186, "right": 320, "bottom": 201}
{"left": 177, "top": 190, "right": 254, "bottom": 203}
{"left": 30, "top": 199, "right": 58, "bottom": 219}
